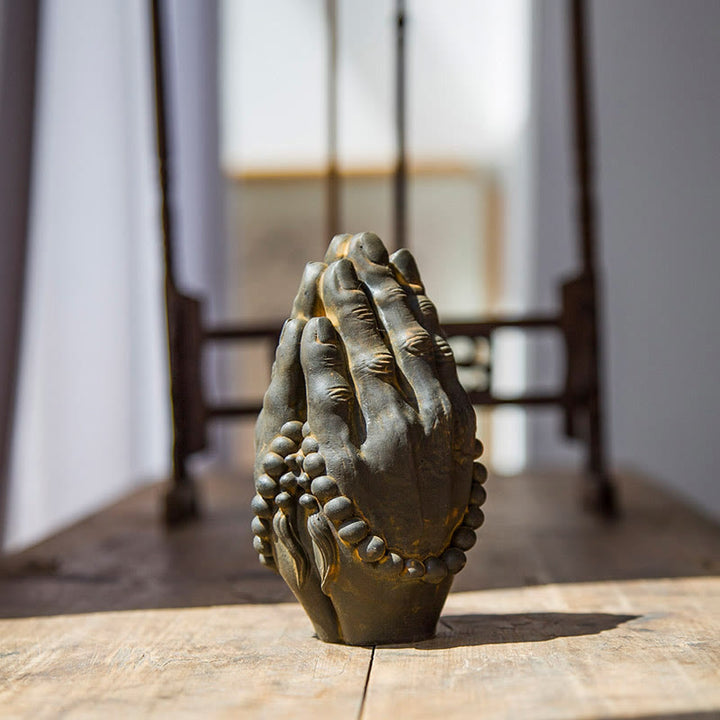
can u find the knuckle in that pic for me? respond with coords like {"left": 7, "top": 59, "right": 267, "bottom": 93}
{"left": 346, "top": 301, "right": 377, "bottom": 325}
{"left": 324, "top": 384, "right": 354, "bottom": 405}
{"left": 318, "top": 351, "right": 342, "bottom": 370}
{"left": 303, "top": 340, "right": 343, "bottom": 372}
{"left": 356, "top": 350, "right": 395, "bottom": 378}
{"left": 374, "top": 282, "right": 407, "bottom": 307}
{"left": 399, "top": 328, "right": 433, "bottom": 356}
{"left": 417, "top": 296, "right": 437, "bottom": 319}
{"left": 434, "top": 336, "right": 455, "bottom": 363}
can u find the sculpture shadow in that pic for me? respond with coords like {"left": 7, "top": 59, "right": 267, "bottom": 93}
{"left": 390, "top": 612, "right": 638, "bottom": 650}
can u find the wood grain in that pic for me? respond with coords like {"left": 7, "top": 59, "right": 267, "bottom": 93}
{"left": 364, "top": 578, "right": 720, "bottom": 720}
{"left": 1, "top": 469, "right": 719, "bottom": 718}
{"left": 0, "top": 603, "right": 372, "bottom": 720}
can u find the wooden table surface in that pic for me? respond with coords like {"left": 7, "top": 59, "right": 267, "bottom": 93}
{"left": 1, "top": 470, "right": 719, "bottom": 719}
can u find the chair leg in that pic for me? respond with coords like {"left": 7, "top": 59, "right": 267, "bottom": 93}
{"left": 583, "top": 391, "right": 619, "bottom": 519}
{"left": 583, "top": 470, "right": 618, "bottom": 519}
{"left": 164, "top": 449, "right": 200, "bottom": 526}
{"left": 163, "top": 288, "right": 206, "bottom": 527}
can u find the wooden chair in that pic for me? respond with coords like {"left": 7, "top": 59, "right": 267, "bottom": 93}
{"left": 151, "top": 0, "right": 617, "bottom": 525}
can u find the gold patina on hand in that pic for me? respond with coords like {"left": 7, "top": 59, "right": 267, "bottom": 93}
{"left": 252, "top": 233, "right": 488, "bottom": 645}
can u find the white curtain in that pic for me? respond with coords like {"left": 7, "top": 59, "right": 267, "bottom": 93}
{"left": 5, "top": 0, "right": 170, "bottom": 551}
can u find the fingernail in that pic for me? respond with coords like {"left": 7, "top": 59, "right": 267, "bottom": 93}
{"left": 316, "top": 317, "right": 335, "bottom": 343}
{"left": 357, "top": 232, "right": 388, "bottom": 264}
{"left": 335, "top": 259, "right": 360, "bottom": 290}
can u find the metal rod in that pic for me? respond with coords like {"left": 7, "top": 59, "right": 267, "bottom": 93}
{"left": 569, "top": 0, "right": 613, "bottom": 510}
{"left": 393, "top": 0, "right": 407, "bottom": 251}
{"left": 151, "top": 0, "right": 202, "bottom": 524}
{"left": 151, "top": 0, "right": 176, "bottom": 288}
{"left": 326, "top": 0, "right": 340, "bottom": 240}
{"left": 570, "top": 0, "right": 597, "bottom": 279}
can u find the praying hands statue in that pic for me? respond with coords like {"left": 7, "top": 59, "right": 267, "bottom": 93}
{"left": 251, "top": 233, "right": 487, "bottom": 645}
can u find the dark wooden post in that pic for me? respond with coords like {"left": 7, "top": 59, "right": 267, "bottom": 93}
{"left": 326, "top": 0, "right": 340, "bottom": 242}
{"left": 568, "top": 0, "right": 616, "bottom": 515}
{"left": 393, "top": 0, "right": 407, "bottom": 252}
{"left": 151, "top": 0, "right": 204, "bottom": 525}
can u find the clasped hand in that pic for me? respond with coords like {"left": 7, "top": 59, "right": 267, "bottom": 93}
{"left": 252, "top": 233, "right": 487, "bottom": 644}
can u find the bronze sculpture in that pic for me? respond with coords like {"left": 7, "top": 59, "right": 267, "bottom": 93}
{"left": 252, "top": 233, "right": 487, "bottom": 645}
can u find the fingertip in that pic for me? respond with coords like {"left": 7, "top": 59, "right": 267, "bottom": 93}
{"left": 322, "top": 258, "right": 361, "bottom": 304}
{"left": 302, "top": 316, "right": 337, "bottom": 347}
{"left": 324, "top": 233, "right": 353, "bottom": 263}
{"left": 302, "top": 316, "right": 320, "bottom": 344}
{"left": 334, "top": 258, "right": 361, "bottom": 289}
{"left": 280, "top": 316, "right": 303, "bottom": 342}
{"left": 350, "top": 232, "right": 389, "bottom": 265}
{"left": 390, "top": 248, "right": 424, "bottom": 292}
{"left": 315, "top": 316, "right": 337, "bottom": 344}
{"left": 307, "top": 261, "right": 328, "bottom": 274}
{"left": 275, "top": 317, "right": 304, "bottom": 365}
{"left": 291, "top": 261, "right": 327, "bottom": 319}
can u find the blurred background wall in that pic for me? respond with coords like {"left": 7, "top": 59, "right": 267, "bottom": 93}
{"left": 2, "top": 0, "right": 719, "bottom": 553}
{"left": 0, "top": 0, "right": 39, "bottom": 554}
{"left": 218, "top": 0, "right": 532, "bottom": 477}
{"left": 528, "top": 0, "right": 720, "bottom": 517}
{"left": 3, "top": 0, "right": 169, "bottom": 552}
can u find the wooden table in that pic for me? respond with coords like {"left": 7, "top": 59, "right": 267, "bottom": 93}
{"left": 1, "top": 470, "right": 719, "bottom": 719}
